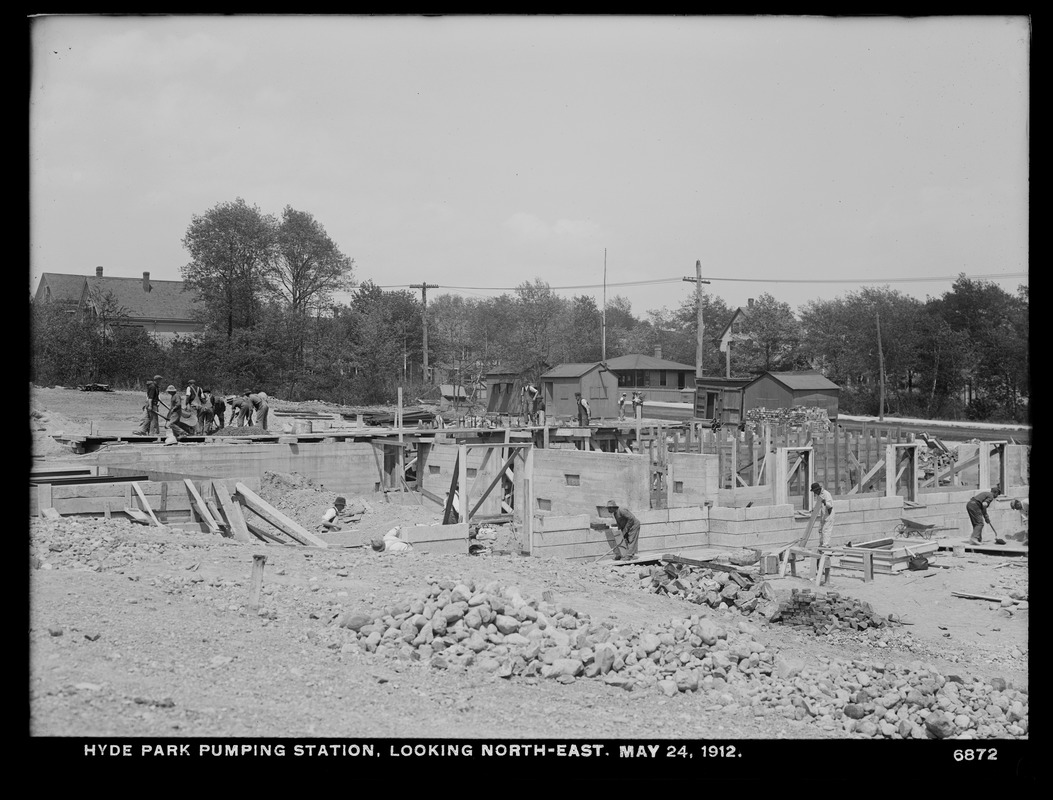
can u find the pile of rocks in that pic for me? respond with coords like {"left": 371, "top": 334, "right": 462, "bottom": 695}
{"left": 745, "top": 406, "right": 833, "bottom": 431}
{"left": 772, "top": 588, "right": 891, "bottom": 633}
{"left": 640, "top": 563, "right": 780, "bottom": 620}
{"left": 333, "top": 577, "right": 1027, "bottom": 739}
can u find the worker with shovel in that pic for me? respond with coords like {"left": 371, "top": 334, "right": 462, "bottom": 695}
{"left": 133, "top": 374, "right": 164, "bottom": 435}
{"left": 606, "top": 500, "right": 641, "bottom": 561}
{"left": 966, "top": 487, "right": 1002, "bottom": 545}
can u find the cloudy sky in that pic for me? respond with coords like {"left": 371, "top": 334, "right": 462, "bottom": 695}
{"left": 29, "top": 15, "right": 1029, "bottom": 317}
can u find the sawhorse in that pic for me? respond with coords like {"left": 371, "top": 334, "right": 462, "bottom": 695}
{"left": 779, "top": 546, "right": 832, "bottom": 586}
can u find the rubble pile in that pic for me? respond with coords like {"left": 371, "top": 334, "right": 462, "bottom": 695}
{"left": 772, "top": 588, "right": 892, "bottom": 633}
{"left": 745, "top": 406, "right": 833, "bottom": 430}
{"left": 641, "top": 562, "right": 779, "bottom": 620}
{"left": 334, "top": 577, "right": 1027, "bottom": 739}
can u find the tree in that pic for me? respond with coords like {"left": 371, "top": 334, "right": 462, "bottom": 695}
{"left": 181, "top": 198, "right": 277, "bottom": 337}
{"left": 736, "top": 293, "right": 803, "bottom": 373}
{"left": 513, "top": 280, "right": 566, "bottom": 378}
{"left": 271, "top": 206, "right": 355, "bottom": 317}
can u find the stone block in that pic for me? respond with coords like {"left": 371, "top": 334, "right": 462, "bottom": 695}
{"left": 667, "top": 506, "right": 707, "bottom": 523}
{"left": 848, "top": 496, "right": 882, "bottom": 512}
{"left": 709, "top": 506, "right": 746, "bottom": 522}
{"left": 635, "top": 509, "right": 669, "bottom": 525}
{"left": 863, "top": 507, "right": 906, "bottom": 523}
{"left": 878, "top": 496, "right": 905, "bottom": 510}
{"left": 677, "top": 519, "right": 709, "bottom": 535}
{"left": 743, "top": 505, "right": 773, "bottom": 520}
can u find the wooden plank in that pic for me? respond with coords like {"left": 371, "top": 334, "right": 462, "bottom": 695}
{"left": 468, "top": 448, "right": 521, "bottom": 519}
{"left": 159, "top": 481, "right": 168, "bottom": 524}
{"left": 797, "top": 502, "right": 823, "bottom": 549}
{"left": 951, "top": 591, "right": 1008, "bottom": 603}
{"left": 661, "top": 554, "right": 754, "bottom": 576}
{"left": 131, "top": 482, "right": 162, "bottom": 526}
{"left": 41, "top": 507, "right": 62, "bottom": 520}
{"left": 123, "top": 507, "right": 152, "bottom": 525}
{"left": 235, "top": 482, "right": 329, "bottom": 548}
{"left": 861, "top": 550, "right": 873, "bottom": 582}
{"left": 849, "top": 459, "right": 885, "bottom": 495}
{"left": 212, "top": 480, "right": 253, "bottom": 543}
{"left": 245, "top": 520, "right": 290, "bottom": 545}
{"left": 204, "top": 498, "right": 229, "bottom": 535}
{"left": 442, "top": 449, "right": 460, "bottom": 525}
{"left": 183, "top": 479, "right": 220, "bottom": 532}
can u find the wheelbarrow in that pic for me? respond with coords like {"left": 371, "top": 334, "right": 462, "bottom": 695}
{"left": 895, "top": 517, "right": 955, "bottom": 539}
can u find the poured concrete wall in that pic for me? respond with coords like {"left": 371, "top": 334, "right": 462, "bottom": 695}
{"left": 666, "top": 452, "right": 719, "bottom": 507}
{"left": 515, "top": 449, "right": 650, "bottom": 520}
{"left": 420, "top": 443, "right": 506, "bottom": 516}
{"left": 85, "top": 441, "right": 380, "bottom": 498}
{"left": 531, "top": 506, "right": 710, "bottom": 562}
{"left": 31, "top": 477, "right": 261, "bottom": 520}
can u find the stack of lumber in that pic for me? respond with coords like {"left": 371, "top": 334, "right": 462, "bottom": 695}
{"left": 773, "top": 588, "right": 889, "bottom": 634}
{"left": 829, "top": 538, "right": 939, "bottom": 575}
{"left": 745, "top": 406, "right": 832, "bottom": 430}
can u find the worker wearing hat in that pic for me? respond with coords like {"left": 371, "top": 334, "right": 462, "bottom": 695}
{"left": 811, "top": 482, "right": 835, "bottom": 548}
{"left": 320, "top": 496, "right": 348, "bottom": 532}
{"left": 606, "top": 500, "right": 641, "bottom": 561}
{"left": 248, "top": 388, "right": 270, "bottom": 430}
{"left": 162, "top": 384, "right": 185, "bottom": 444}
{"left": 133, "top": 374, "right": 165, "bottom": 436}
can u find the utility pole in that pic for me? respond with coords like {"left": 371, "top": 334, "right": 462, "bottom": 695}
{"left": 602, "top": 248, "right": 607, "bottom": 362}
{"left": 876, "top": 311, "right": 886, "bottom": 421}
{"left": 683, "top": 260, "right": 710, "bottom": 378}
{"left": 410, "top": 282, "right": 439, "bottom": 384}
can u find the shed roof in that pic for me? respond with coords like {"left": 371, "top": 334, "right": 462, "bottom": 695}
{"left": 749, "top": 371, "right": 841, "bottom": 392}
{"left": 540, "top": 362, "right": 603, "bottom": 379}
{"left": 603, "top": 354, "right": 697, "bottom": 372}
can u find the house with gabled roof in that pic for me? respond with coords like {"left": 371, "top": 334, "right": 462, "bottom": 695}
{"left": 34, "top": 266, "right": 203, "bottom": 342}
{"left": 602, "top": 347, "right": 697, "bottom": 405}
{"left": 716, "top": 298, "right": 754, "bottom": 378}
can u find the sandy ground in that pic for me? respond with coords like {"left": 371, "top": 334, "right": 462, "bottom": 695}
{"left": 27, "top": 385, "right": 1030, "bottom": 771}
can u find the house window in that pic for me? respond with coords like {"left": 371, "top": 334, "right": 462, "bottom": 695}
{"left": 659, "top": 370, "right": 667, "bottom": 387}
{"left": 677, "top": 372, "right": 686, "bottom": 390}
{"left": 537, "top": 498, "right": 552, "bottom": 511}
{"left": 466, "top": 468, "right": 477, "bottom": 478}
{"left": 637, "top": 370, "right": 650, "bottom": 387}
{"left": 429, "top": 465, "right": 441, "bottom": 475}
{"left": 565, "top": 474, "right": 580, "bottom": 486}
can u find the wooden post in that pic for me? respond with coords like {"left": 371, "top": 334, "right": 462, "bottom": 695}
{"left": 159, "top": 481, "right": 168, "bottom": 524}
{"left": 861, "top": 550, "right": 874, "bottom": 583}
{"left": 834, "top": 423, "right": 841, "bottom": 495}
{"left": 524, "top": 445, "right": 535, "bottom": 554}
{"left": 885, "top": 443, "right": 896, "bottom": 497}
{"left": 457, "top": 444, "right": 469, "bottom": 523}
{"left": 249, "top": 554, "right": 267, "bottom": 613}
{"left": 397, "top": 387, "right": 404, "bottom": 493}
{"left": 978, "top": 442, "right": 992, "bottom": 490}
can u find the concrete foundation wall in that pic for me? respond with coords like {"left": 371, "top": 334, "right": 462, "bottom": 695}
{"left": 667, "top": 452, "right": 719, "bottom": 506}
{"left": 31, "top": 477, "right": 261, "bottom": 520}
{"left": 532, "top": 508, "right": 711, "bottom": 562}
{"left": 320, "top": 522, "right": 469, "bottom": 555}
{"left": 86, "top": 441, "right": 381, "bottom": 498}
{"left": 420, "top": 443, "right": 505, "bottom": 516}
{"left": 515, "top": 449, "right": 650, "bottom": 520}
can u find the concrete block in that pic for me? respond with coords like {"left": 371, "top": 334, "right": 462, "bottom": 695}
{"left": 677, "top": 519, "right": 710, "bottom": 536}
{"left": 743, "top": 505, "right": 773, "bottom": 521}
{"left": 635, "top": 509, "right": 670, "bottom": 525}
{"left": 706, "top": 520, "right": 732, "bottom": 535}
{"left": 739, "top": 517, "right": 801, "bottom": 534}
{"left": 536, "top": 514, "right": 591, "bottom": 533}
{"left": 879, "top": 496, "right": 905, "bottom": 510}
{"left": 920, "top": 491, "right": 948, "bottom": 506}
{"left": 947, "top": 490, "right": 977, "bottom": 503}
{"left": 863, "top": 508, "right": 906, "bottom": 523}
{"left": 848, "top": 496, "right": 882, "bottom": 512}
{"left": 770, "top": 504, "right": 796, "bottom": 519}
{"left": 638, "top": 521, "right": 681, "bottom": 541}
{"left": 667, "top": 506, "right": 707, "bottom": 523}
{"left": 831, "top": 500, "right": 851, "bottom": 513}
{"left": 709, "top": 506, "right": 746, "bottom": 522}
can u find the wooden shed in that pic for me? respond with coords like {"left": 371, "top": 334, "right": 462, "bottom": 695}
{"left": 743, "top": 371, "right": 841, "bottom": 419}
{"left": 695, "top": 376, "right": 751, "bottom": 423}
{"left": 540, "top": 362, "right": 619, "bottom": 420}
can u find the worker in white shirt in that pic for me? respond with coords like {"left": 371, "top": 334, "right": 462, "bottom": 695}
{"left": 371, "top": 526, "right": 412, "bottom": 553}
{"left": 810, "top": 482, "right": 835, "bottom": 547}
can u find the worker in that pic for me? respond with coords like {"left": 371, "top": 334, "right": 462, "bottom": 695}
{"left": 523, "top": 383, "right": 541, "bottom": 424}
{"left": 162, "top": 384, "right": 192, "bottom": 444}
{"left": 618, "top": 392, "right": 627, "bottom": 421}
{"left": 966, "top": 488, "right": 1001, "bottom": 545}
{"left": 233, "top": 393, "right": 253, "bottom": 427}
{"left": 133, "top": 374, "right": 164, "bottom": 435}
{"left": 575, "top": 393, "right": 591, "bottom": 427}
{"left": 197, "top": 387, "right": 215, "bottom": 434}
{"left": 606, "top": 500, "right": 641, "bottom": 561}
{"left": 319, "top": 496, "right": 348, "bottom": 531}
{"left": 631, "top": 391, "right": 643, "bottom": 419}
{"left": 211, "top": 392, "right": 227, "bottom": 431}
{"left": 1010, "top": 499, "right": 1029, "bottom": 546}
{"left": 370, "top": 526, "right": 413, "bottom": 553}
{"left": 536, "top": 397, "right": 546, "bottom": 426}
{"left": 249, "top": 389, "right": 269, "bottom": 430}
{"left": 185, "top": 379, "right": 203, "bottom": 408}
{"left": 810, "top": 482, "right": 836, "bottom": 548}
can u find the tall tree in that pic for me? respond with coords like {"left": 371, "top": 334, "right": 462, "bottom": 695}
{"left": 271, "top": 206, "right": 355, "bottom": 317}
{"left": 181, "top": 198, "right": 276, "bottom": 337}
{"left": 736, "top": 293, "right": 803, "bottom": 373}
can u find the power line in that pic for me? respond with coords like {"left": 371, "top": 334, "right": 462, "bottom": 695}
{"left": 370, "top": 271, "right": 1027, "bottom": 292}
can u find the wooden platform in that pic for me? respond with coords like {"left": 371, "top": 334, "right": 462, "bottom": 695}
{"left": 933, "top": 536, "right": 1028, "bottom": 556}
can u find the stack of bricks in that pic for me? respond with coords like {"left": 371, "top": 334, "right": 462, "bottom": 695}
{"left": 773, "top": 588, "right": 889, "bottom": 634}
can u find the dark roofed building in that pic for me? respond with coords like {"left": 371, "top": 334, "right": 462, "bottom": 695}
{"left": 34, "top": 266, "right": 203, "bottom": 341}
{"left": 743, "top": 370, "right": 841, "bottom": 419}
{"left": 540, "top": 362, "right": 619, "bottom": 419}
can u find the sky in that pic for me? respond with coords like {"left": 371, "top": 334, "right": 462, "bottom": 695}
{"left": 29, "top": 15, "right": 1029, "bottom": 320}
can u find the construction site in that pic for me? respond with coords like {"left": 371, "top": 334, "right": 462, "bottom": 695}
{"left": 28, "top": 382, "right": 1029, "bottom": 747}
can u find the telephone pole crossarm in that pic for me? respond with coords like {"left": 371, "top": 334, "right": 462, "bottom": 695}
{"left": 683, "top": 260, "right": 711, "bottom": 379}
